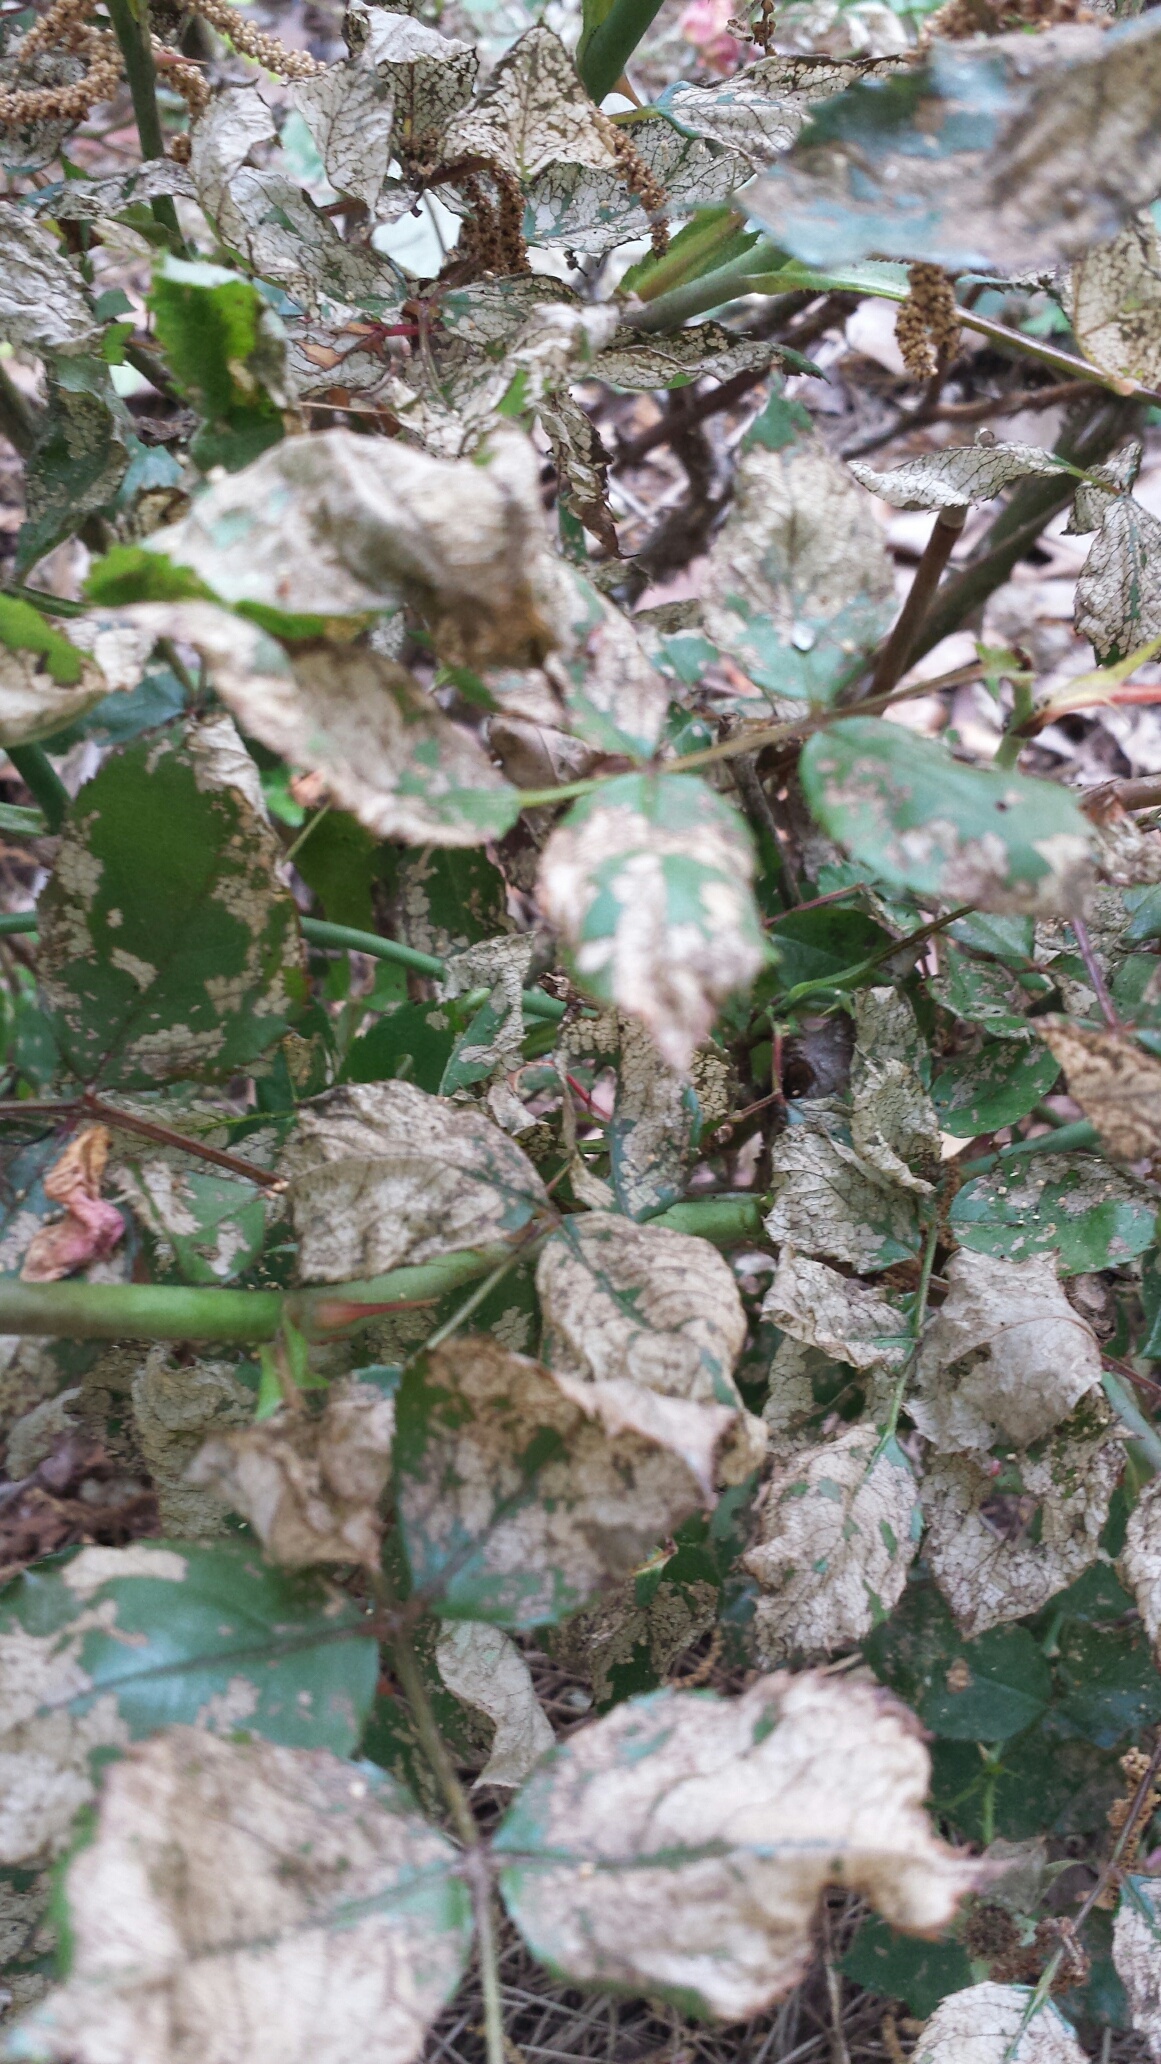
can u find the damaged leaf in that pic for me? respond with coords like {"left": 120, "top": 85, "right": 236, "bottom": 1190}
{"left": 1066, "top": 213, "right": 1161, "bottom": 392}
{"left": 742, "top": 1426, "right": 921, "bottom": 1663}
{"left": 189, "top": 1381, "right": 397, "bottom": 1569}
{"left": 495, "top": 1671, "right": 979, "bottom": 2018}
{"left": 911, "top": 1981, "right": 1088, "bottom": 2063}
{"left": 284, "top": 1080, "right": 551, "bottom": 1284}
{"left": 1036, "top": 1017, "right": 1161, "bottom": 1162}
{"left": 910, "top": 1249, "right": 1103, "bottom": 1453}
{"left": 0, "top": 1539, "right": 377, "bottom": 1862}
{"left": 116, "top": 1159, "right": 266, "bottom": 1285}
{"left": 1113, "top": 1877, "right": 1161, "bottom": 2059}
{"left": 764, "top": 1107, "right": 923, "bottom": 1273}
{"left": 849, "top": 443, "right": 1074, "bottom": 512}
{"left": 434, "top": 1620, "right": 554, "bottom": 1788}
{"left": 800, "top": 717, "right": 1095, "bottom": 916}
{"left": 5, "top": 1729, "right": 472, "bottom": 2064}
{"left": 537, "top": 773, "right": 766, "bottom": 1073}
{"left": 18, "top": 1126, "right": 124, "bottom": 1284}
{"left": 1074, "top": 491, "right": 1161, "bottom": 663}
{"left": 38, "top": 716, "right": 305, "bottom": 1091}
{"left": 949, "top": 1152, "right": 1158, "bottom": 1274}
{"left": 394, "top": 1334, "right": 727, "bottom": 1626}
{"left": 761, "top": 1249, "right": 909, "bottom": 1372}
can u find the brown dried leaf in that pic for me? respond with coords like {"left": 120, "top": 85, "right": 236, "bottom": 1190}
{"left": 494, "top": 1671, "right": 981, "bottom": 2019}
{"left": 761, "top": 1249, "right": 909, "bottom": 1371}
{"left": 1036, "top": 1018, "right": 1161, "bottom": 1161}
{"left": 188, "top": 1382, "right": 396, "bottom": 1568}
{"left": 1066, "top": 213, "right": 1161, "bottom": 391}
{"left": 763, "top": 1106, "right": 922, "bottom": 1275}
{"left": 911, "top": 1249, "right": 1103, "bottom": 1453}
{"left": 19, "top": 1129, "right": 125, "bottom": 1286}
{"left": 8, "top": 1728, "right": 472, "bottom": 2064}
{"left": 743, "top": 1426, "right": 920, "bottom": 1662}
{"left": 130, "top": 1351, "right": 253, "bottom": 1540}
{"left": 283, "top": 1081, "right": 551, "bottom": 1285}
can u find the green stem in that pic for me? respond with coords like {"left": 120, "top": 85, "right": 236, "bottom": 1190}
{"left": 869, "top": 509, "right": 967, "bottom": 699}
{"left": 994, "top": 675, "right": 1035, "bottom": 770}
{"left": 956, "top": 1117, "right": 1100, "bottom": 1179}
{"left": 579, "top": 0, "right": 669, "bottom": 102}
{"left": 0, "top": 1197, "right": 764, "bottom": 1343}
{"left": 631, "top": 209, "right": 748, "bottom": 303}
{"left": 6, "top": 747, "right": 69, "bottom": 834}
{"left": 0, "top": 912, "right": 37, "bottom": 936}
{"left": 103, "top": 0, "right": 184, "bottom": 246}
{"left": 300, "top": 917, "right": 567, "bottom": 1022}
{"left": 622, "top": 245, "right": 780, "bottom": 335}
{"left": 1101, "top": 1367, "right": 1161, "bottom": 1476}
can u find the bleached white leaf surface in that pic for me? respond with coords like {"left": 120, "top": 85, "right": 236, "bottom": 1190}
{"left": 1074, "top": 493, "right": 1161, "bottom": 662}
{"left": 922, "top": 1412, "right": 1123, "bottom": 1636}
{"left": 850, "top": 443, "right": 1071, "bottom": 511}
{"left": 537, "top": 773, "right": 766, "bottom": 1073}
{"left": 761, "top": 1250, "right": 909, "bottom": 1371}
{"left": 1113, "top": 1878, "right": 1161, "bottom": 2061}
{"left": 284, "top": 1080, "right": 551, "bottom": 1283}
{"left": 1119, "top": 1475, "right": 1161, "bottom": 1659}
{"left": 495, "top": 1672, "right": 979, "bottom": 2019}
{"left": 116, "top": 604, "right": 518, "bottom": 848}
{"left": 743, "top": 1427, "right": 920, "bottom": 1662}
{"left": 142, "top": 426, "right": 559, "bottom": 666}
{"left": 441, "top": 27, "right": 618, "bottom": 184}
{"left": 434, "top": 1622, "right": 554, "bottom": 1788}
{"left": 1066, "top": 213, "right": 1161, "bottom": 390}
{"left": 4, "top": 1729, "right": 472, "bottom": 2064}
{"left": 0, "top": 210, "right": 97, "bottom": 351}
{"left": 911, "top": 1249, "right": 1102, "bottom": 1453}
{"left": 291, "top": 65, "right": 395, "bottom": 213}
{"left": 912, "top": 1982, "right": 1088, "bottom": 2063}
{"left": 189, "top": 1382, "right": 396, "bottom": 1568}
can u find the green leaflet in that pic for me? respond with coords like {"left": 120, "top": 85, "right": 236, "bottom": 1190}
{"left": 931, "top": 1040, "right": 1062, "bottom": 1137}
{"left": 148, "top": 256, "right": 287, "bottom": 474}
{"left": 949, "top": 1152, "right": 1158, "bottom": 1274}
{"left": 119, "top": 1162, "right": 268, "bottom": 1285}
{"left": 800, "top": 717, "right": 1094, "bottom": 916}
{"left": 0, "top": 598, "right": 84, "bottom": 687}
{"left": 38, "top": 719, "right": 306, "bottom": 1090}
{"left": 840, "top": 1919, "right": 973, "bottom": 2019}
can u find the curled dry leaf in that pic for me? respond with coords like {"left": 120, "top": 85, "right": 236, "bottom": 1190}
{"left": 116, "top": 604, "right": 519, "bottom": 849}
{"left": 1074, "top": 492, "right": 1161, "bottom": 663}
{"left": 291, "top": 64, "right": 396, "bottom": 214}
{"left": 911, "top": 1249, "right": 1103, "bottom": 1454}
{"left": 284, "top": 1080, "right": 551, "bottom": 1284}
{"left": 1118, "top": 1475, "right": 1161, "bottom": 1661}
{"left": 344, "top": 0, "right": 478, "bottom": 159}
{"left": 19, "top": 1128, "right": 124, "bottom": 1285}
{"left": 761, "top": 1249, "right": 909, "bottom": 1371}
{"left": 537, "top": 773, "right": 766, "bottom": 1073}
{"left": 1065, "top": 213, "right": 1161, "bottom": 391}
{"left": 743, "top": 1426, "right": 921, "bottom": 1664}
{"left": 394, "top": 1335, "right": 730, "bottom": 1626}
{"left": 4, "top": 1728, "right": 473, "bottom": 2064}
{"left": 143, "top": 425, "right": 559, "bottom": 667}
{"left": 536, "top": 1211, "right": 765, "bottom": 1486}
{"left": 851, "top": 987, "right": 942, "bottom": 1194}
{"left": 495, "top": 1671, "right": 980, "bottom": 2019}
{"left": 189, "top": 1381, "right": 396, "bottom": 1569}
{"left": 1036, "top": 1018, "right": 1161, "bottom": 1162}
{"left": 1113, "top": 1878, "right": 1161, "bottom": 2061}
{"left": 434, "top": 1621, "right": 554, "bottom": 1788}
{"left": 849, "top": 443, "right": 1071, "bottom": 512}
{"left": 912, "top": 1981, "right": 1088, "bottom": 2063}
{"left": 921, "top": 1407, "right": 1123, "bottom": 1637}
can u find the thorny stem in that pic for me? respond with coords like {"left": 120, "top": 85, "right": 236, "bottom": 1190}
{"left": 956, "top": 1117, "right": 1100, "bottom": 1178}
{"left": 869, "top": 508, "right": 968, "bottom": 700}
{"left": 103, "top": 0, "right": 184, "bottom": 246}
{"left": 1070, "top": 916, "right": 1120, "bottom": 1030}
{"left": 1005, "top": 1733, "right": 1161, "bottom": 2062}
{"left": 375, "top": 1575, "right": 507, "bottom": 2064}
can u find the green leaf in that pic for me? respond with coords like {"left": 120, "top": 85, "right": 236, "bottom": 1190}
{"left": 931, "top": 1040, "right": 1061, "bottom": 1137}
{"left": 39, "top": 717, "right": 306, "bottom": 1090}
{"left": 342, "top": 1001, "right": 457, "bottom": 1096}
{"left": 149, "top": 256, "right": 286, "bottom": 474}
{"left": 765, "top": 905, "right": 891, "bottom": 992}
{"left": 83, "top": 544, "right": 217, "bottom": 609}
{"left": 16, "top": 358, "right": 131, "bottom": 576}
{"left": 0, "top": 1538, "right": 378, "bottom": 1864}
{"left": 539, "top": 772, "right": 767, "bottom": 1072}
{"left": 920, "top": 1626, "right": 1052, "bottom": 1742}
{"left": 927, "top": 942, "right": 1048, "bottom": 1039}
{"left": 840, "top": 1917, "right": 973, "bottom": 2018}
{"left": 293, "top": 810, "right": 380, "bottom": 933}
{"left": 801, "top": 718, "right": 1094, "bottom": 916}
{"left": 0, "top": 598, "right": 84, "bottom": 687}
{"left": 1053, "top": 1613, "right": 1161, "bottom": 1747}
{"left": 117, "top": 1162, "right": 267, "bottom": 1284}
{"left": 949, "top": 1153, "right": 1158, "bottom": 1274}
{"left": 393, "top": 1335, "right": 715, "bottom": 1628}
